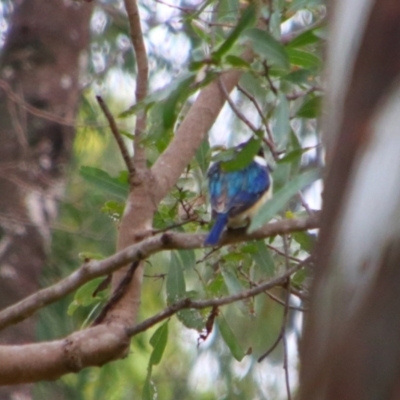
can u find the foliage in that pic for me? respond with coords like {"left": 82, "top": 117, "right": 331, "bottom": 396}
{"left": 32, "top": 0, "right": 325, "bottom": 398}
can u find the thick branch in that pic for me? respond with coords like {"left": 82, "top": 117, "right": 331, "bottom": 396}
{"left": 0, "top": 214, "right": 319, "bottom": 331}
{"left": 0, "top": 324, "right": 129, "bottom": 385}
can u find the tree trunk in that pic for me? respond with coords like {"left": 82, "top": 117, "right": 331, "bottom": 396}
{"left": 0, "top": 0, "right": 92, "bottom": 397}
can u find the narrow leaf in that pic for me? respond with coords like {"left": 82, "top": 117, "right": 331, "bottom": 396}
{"left": 292, "top": 231, "right": 315, "bottom": 252}
{"left": 252, "top": 241, "right": 275, "bottom": 276}
{"left": 220, "top": 137, "right": 261, "bottom": 172}
{"left": 249, "top": 169, "right": 320, "bottom": 231}
{"left": 222, "top": 269, "right": 244, "bottom": 296}
{"left": 119, "top": 72, "right": 194, "bottom": 118}
{"left": 287, "top": 48, "right": 322, "bottom": 69}
{"left": 177, "top": 249, "right": 196, "bottom": 270}
{"left": 67, "top": 278, "right": 105, "bottom": 316}
{"left": 297, "top": 96, "right": 322, "bottom": 118}
{"left": 149, "top": 321, "right": 169, "bottom": 366}
{"left": 214, "top": 4, "right": 257, "bottom": 59}
{"left": 166, "top": 252, "right": 186, "bottom": 303}
{"left": 79, "top": 166, "right": 128, "bottom": 199}
{"left": 195, "top": 139, "right": 210, "bottom": 175}
{"left": 177, "top": 309, "right": 205, "bottom": 331}
{"left": 273, "top": 93, "right": 290, "bottom": 147}
{"left": 225, "top": 55, "right": 251, "bottom": 68}
{"left": 287, "top": 29, "right": 319, "bottom": 48}
{"left": 162, "top": 76, "right": 195, "bottom": 129}
{"left": 218, "top": 314, "right": 246, "bottom": 361}
{"left": 244, "top": 28, "right": 290, "bottom": 70}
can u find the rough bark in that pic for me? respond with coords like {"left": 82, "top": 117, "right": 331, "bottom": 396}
{"left": 0, "top": 0, "right": 92, "bottom": 397}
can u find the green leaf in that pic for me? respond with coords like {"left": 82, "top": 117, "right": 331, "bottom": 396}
{"left": 118, "top": 129, "right": 134, "bottom": 140}
{"left": 149, "top": 321, "right": 169, "bottom": 366}
{"left": 297, "top": 96, "right": 322, "bottom": 118}
{"left": 273, "top": 93, "right": 290, "bottom": 147}
{"left": 166, "top": 252, "right": 186, "bottom": 303}
{"left": 287, "top": 0, "right": 324, "bottom": 13}
{"left": 177, "top": 302, "right": 205, "bottom": 331}
{"left": 244, "top": 28, "right": 290, "bottom": 70}
{"left": 218, "top": 313, "right": 246, "bottom": 361}
{"left": 283, "top": 68, "right": 314, "bottom": 85}
{"left": 222, "top": 269, "right": 244, "bottom": 296}
{"left": 67, "top": 278, "right": 106, "bottom": 316}
{"left": 162, "top": 75, "right": 195, "bottom": 129}
{"left": 101, "top": 200, "right": 125, "bottom": 220}
{"left": 252, "top": 241, "right": 275, "bottom": 276}
{"left": 278, "top": 147, "right": 312, "bottom": 165}
{"left": 249, "top": 169, "right": 320, "bottom": 231}
{"left": 287, "top": 48, "right": 322, "bottom": 69}
{"left": 119, "top": 72, "right": 195, "bottom": 118}
{"left": 207, "top": 274, "right": 225, "bottom": 297}
{"left": 292, "top": 267, "right": 308, "bottom": 287}
{"left": 195, "top": 139, "right": 210, "bottom": 175}
{"left": 287, "top": 29, "right": 320, "bottom": 48}
{"left": 292, "top": 231, "right": 315, "bottom": 252}
{"left": 79, "top": 166, "right": 128, "bottom": 199}
{"left": 177, "top": 249, "right": 196, "bottom": 270}
{"left": 213, "top": 4, "right": 257, "bottom": 59}
{"left": 190, "top": 20, "right": 210, "bottom": 43}
{"left": 225, "top": 55, "right": 251, "bottom": 68}
{"left": 220, "top": 137, "right": 261, "bottom": 172}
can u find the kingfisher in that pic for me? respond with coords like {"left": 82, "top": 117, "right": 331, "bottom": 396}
{"left": 204, "top": 142, "right": 272, "bottom": 246}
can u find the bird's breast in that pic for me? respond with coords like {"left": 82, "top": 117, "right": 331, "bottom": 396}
{"left": 227, "top": 188, "right": 272, "bottom": 228}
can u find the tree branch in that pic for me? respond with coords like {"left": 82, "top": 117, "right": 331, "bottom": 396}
{"left": 0, "top": 324, "right": 129, "bottom": 385}
{"left": 96, "top": 95, "right": 135, "bottom": 175}
{"left": 151, "top": 50, "right": 253, "bottom": 204}
{"left": 0, "top": 214, "right": 319, "bottom": 331}
{"left": 127, "top": 263, "right": 302, "bottom": 337}
{"left": 123, "top": 0, "right": 148, "bottom": 169}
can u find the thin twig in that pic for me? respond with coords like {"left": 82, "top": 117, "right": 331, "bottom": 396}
{"left": 266, "top": 243, "right": 304, "bottom": 263}
{"left": 265, "top": 290, "right": 307, "bottom": 312}
{"left": 237, "top": 265, "right": 307, "bottom": 312}
{"left": 298, "top": 191, "right": 314, "bottom": 216}
{"left": 96, "top": 95, "right": 135, "bottom": 175}
{"left": 258, "top": 325, "right": 285, "bottom": 362}
{"left": 237, "top": 83, "right": 278, "bottom": 158}
{"left": 127, "top": 263, "right": 302, "bottom": 337}
{"left": 258, "top": 235, "right": 292, "bottom": 367}
{"left": 93, "top": 261, "right": 140, "bottom": 325}
{"left": 218, "top": 78, "right": 259, "bottom": 133}
{"left": 263, "top": 62, "right": 278, "bottom": 95}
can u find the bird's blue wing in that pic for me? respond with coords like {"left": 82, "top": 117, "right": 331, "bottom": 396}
{"left": 226, "top": 162, "right": 271, "bottom": 216}
{"left": 206, "top": 160, "right": 271, "bottom": 245}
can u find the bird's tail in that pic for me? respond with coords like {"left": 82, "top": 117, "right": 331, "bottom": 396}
{"left": 204, "top": 214, "right": 228, "bottom": 246}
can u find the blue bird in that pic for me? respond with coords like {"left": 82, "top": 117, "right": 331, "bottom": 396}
{"left": 204, "top": 144, "right": 272, "bottom": 246}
